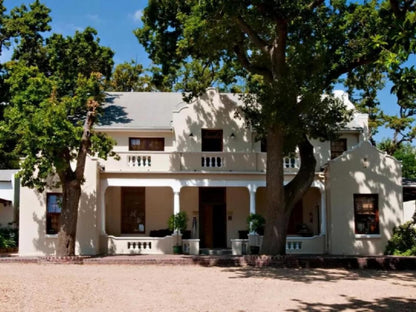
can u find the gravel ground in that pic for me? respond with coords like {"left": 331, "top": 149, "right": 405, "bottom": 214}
{"left": 0, "top": 263, "right": 415, "bottom": 312}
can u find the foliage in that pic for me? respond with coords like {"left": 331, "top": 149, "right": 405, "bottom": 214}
{"left": 0, "top": 227, "right": 18, "bottom": 249}
{"left": 385, "top": 221, "right": 416, "bottom": 256}
{"left": 247, "top": 213, "right": 265, "bottom": 234}
{"left": 2, "top": 28, "right": 115, "bottom": 191}
{"left": 106, "top": 60, "right": 167, "bottom": 92}
{"left": 137, "top": 0, "right": 416, "bottom": 255}
{"left": 0, "top": 21, "right": 116, "bottom": 255}
{"left": 168, "top": 211, "right": 188, "bottom": 233}
{"left": 0, "top": 0, "right": 51, "bottom": 168}
{"left": 379, "top": 140, "right": 416, "bottom": 178}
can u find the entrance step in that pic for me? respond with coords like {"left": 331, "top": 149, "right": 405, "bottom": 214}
{"left": 199, "top": 248, "right": 232, "bottom": 256}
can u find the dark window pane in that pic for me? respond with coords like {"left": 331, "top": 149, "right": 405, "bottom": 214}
{"left": 354, "top": 194, "right": 379, "bottom": 234}
{"left": 129, "top": 138, "right": 164, "bottom": 151}
{"left": 46, "top": 193, "right": 62, "bottom": 235}
{"left": 202, "top": 129, "right": 223, "bottom": 152}
{"left": 331, "top": 138, "right": 347, "bottom": 159}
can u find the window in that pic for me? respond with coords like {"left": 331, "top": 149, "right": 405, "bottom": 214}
{"left": 46, "top": 193, "right": 62, "bottom": 235}
{"left": 129, "top": 138, "right": 164, "bottom": 151}
{"left": 202, "top": 129, "right": 223, "bottom": 152}
{"left": 331, "top": 138, "right": 347, "bottom": 159}
{"left": 261, "top": 139, "right": 267, "bottom": 153}
{"left": 354, "top": 194, "right": 379, "bottom": 235}
{"left": 121, "top": 187, "right": 146, "bottom": 234}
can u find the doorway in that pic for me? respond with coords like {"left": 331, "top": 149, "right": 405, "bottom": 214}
{"left": 199, "top": 187, "right": 226, "bottom": 248}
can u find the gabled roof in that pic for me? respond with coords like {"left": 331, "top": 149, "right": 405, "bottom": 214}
{"left": 97, "top": 92, "right": 184, "bottom": 130}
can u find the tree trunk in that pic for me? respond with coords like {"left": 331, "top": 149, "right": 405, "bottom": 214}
{"left": 261, "top": 129, "right": 317, "bottom": 255}
{"left": 56, "top": 180, "right": 81, "bottom": 257}
{"left": 262, "top": 125, "right": 287, "bottom": 255}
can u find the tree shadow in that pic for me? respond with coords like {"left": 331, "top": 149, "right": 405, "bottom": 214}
{"left": 98, "top": 93, "right": 133, "bottom": 126}
{"left": 222, "top": 266, "right": 416, "bottom": 285}
{"left": 288, "top": 295, "right": 416, "bottom": 312}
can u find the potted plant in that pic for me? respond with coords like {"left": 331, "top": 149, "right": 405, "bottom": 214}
{"left": 247, "top": 213, "right": 265, "bottom": 254}
{"left": 168, "top": 211, "right": 188, "bottom": 254}
{"left": 247, "top": 213, "right": 265, "bottom": 234}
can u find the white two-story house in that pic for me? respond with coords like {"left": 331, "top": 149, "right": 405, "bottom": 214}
{"left": 18, "top": 88, "right": 403, "bottom": 256}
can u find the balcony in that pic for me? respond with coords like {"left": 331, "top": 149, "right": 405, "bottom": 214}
{"left": 99, "top": 151, "right": 299, "bottom": 173}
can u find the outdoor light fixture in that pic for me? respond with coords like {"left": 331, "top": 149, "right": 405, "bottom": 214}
{"left": 230, "top": 133, "right": 235, "bottom": 139}
{"left": 189, "top": 132, "right": 194, "bottom": 138}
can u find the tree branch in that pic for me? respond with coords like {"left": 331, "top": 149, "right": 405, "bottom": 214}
{"left": 389, "top": 0, "right": 405, "bottom": 19}
{"left": 234, "top": 15, "right": 269, "bottom": 54}
{"left": 308, "top": 0, "right": 325, "bottom": 10}
{"left": 284, "top": 136, "right": 316, "bottom": 211}
{"left": 75, "top": 99, "right": 98, "bottom": 181}
{"left": 233, "top": 44, "right": 273, "bottom": 82}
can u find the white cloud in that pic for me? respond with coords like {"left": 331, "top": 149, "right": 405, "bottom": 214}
{"left": 86, "top": 14, "right": 101, "bottom": 24}
{"left": 133, "top": 10, "right": 143, "bottom": 23}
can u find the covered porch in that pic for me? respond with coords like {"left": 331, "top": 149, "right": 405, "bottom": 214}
{"left": 99, "top": 176, "right": 327, "bottom": 255}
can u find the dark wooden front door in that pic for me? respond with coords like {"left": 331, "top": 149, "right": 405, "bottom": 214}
{"left": 199, "top": 187, "right": 226, "bottom": 248}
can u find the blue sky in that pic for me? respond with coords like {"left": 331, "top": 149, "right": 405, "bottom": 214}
{"left": 2, "top": 0, "right": 413, "bottom": 143}
{"left": 3, "top": 0, "right": 149, "bottom": 65}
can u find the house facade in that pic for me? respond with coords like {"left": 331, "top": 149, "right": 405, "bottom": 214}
{"left": 0, "top": 170, "right": 19, "bottom": 229}
{"left": 18, "top": 88, "right": 403, "bottom": 256}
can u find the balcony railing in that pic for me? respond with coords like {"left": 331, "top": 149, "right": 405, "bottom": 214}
{"left": 99, "top": 151, "right": 300, "bottom": 173}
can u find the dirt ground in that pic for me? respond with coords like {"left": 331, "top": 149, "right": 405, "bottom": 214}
{"left": 0, "top": 263, "right": 415, "bottom": 312}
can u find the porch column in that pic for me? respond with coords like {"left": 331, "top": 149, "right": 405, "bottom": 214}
{"left": 320, "top": 189, "right": 326, "bottom": 235}
{"left": 173, "top": 190, "right": 180, "bottom": 215}
{"left": 249, "top": 185, "right": 257, "bottom": 214}
{"left": 100, "top": 184, "right": 107, "bottom": 235}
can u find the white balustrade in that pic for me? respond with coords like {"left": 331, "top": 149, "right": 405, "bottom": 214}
{"left": 283, "top": 156, "right": 299, "bottom": 169}
{"left": 128, "top": 155, "right": 152, "bottom": 167}
{"left": 201, "top": 155, "right": 224, "bottom": 168}
{"left": 286, "top": 241, "right": 302, "bottom": 250}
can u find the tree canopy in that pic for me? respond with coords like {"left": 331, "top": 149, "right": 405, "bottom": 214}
{"left": 1, "top": 11, "right": 116, "bottom": 255}
{"left": 137, "top": 0, "right": 416, "bottom": 254}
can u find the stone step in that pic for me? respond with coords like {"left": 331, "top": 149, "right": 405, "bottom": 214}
{"left": 199, "top": 248, "right": 232, "bottom": 256}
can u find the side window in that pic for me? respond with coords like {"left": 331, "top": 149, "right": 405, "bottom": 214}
{"left": 330, "top": 138, "right": 347, "bottom": 159}
{"left": 129, "top": 138, "right": 164, "bottom": 151}
{"left": 354, "top": 194, "right": 379, "bottom": 235}
{"left": 46, "top": 193, "right": 62, "bottom": 235}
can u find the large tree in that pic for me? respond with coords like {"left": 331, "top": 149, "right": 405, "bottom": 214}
{"left": 1, "top": 27, "right": 115, "bottom": 256}
{"left": 0, "top": 0, "right": 51, "bottom": 168}
{"left": 136, "top": 0, "right": 416, "bottom": 254}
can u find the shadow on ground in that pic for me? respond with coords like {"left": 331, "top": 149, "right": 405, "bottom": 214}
{"left": 222, "top": 266, "right": 416, "bottom": 285}
{"left": 288, "top": 295, "right": 416, "bottom": 312}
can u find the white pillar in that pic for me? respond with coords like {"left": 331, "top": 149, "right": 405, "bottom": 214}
{"left": 173, "top": 190, "right": 180, "bottom": 215}
{"left": 249, "top": 186, "right": 257, "bottom": 215}
{"left": 100, "top": 184, "right": 107, "bottom": 235}
{"left": 320, "top": 188, "right": 326, "bottom": 235}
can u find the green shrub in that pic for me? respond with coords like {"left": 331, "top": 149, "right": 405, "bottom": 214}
{"left": 384, "top": 221, "right": 416, "bottom": 256}
{"left": 247, "top": 213, "right": 265, "bottom": 234}
{"left": 168, "top": 211, "right": 188, "bottom": 233}
{"left": 0, "top": 228, "right": 18, "bottom": 249}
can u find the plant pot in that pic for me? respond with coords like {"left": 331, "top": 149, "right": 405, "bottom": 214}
{"left": 173, "top": 245, "right": 183, "bottom": 254}
{"left": 250, "top": 246, "right": 260, "bottom": 255}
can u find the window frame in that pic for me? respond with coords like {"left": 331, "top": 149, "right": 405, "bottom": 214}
{"left": 330, "top": 138, "right": 347, "bottom": 159}
{"left": 353, "top": 193, "right": 380, "bottom": 236}
{"left": 46, "top": 193, "right": 62, "bottom": 235}
{"left": 129, "top": 137, "right": 165, "bottom": 151}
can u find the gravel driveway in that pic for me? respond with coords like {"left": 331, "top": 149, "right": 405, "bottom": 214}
{"left": 1, "top": 263, "right": 415, "bottom": 311}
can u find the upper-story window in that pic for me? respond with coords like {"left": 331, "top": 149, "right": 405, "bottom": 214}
{"left": 330, "top": 138, "right": 347, "bottom": 159}
{"left": 202, "top": 129, "right": 223, "bottom": 152}
{"left": 129, "top": 138, "right": 164, "bottom": 151}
